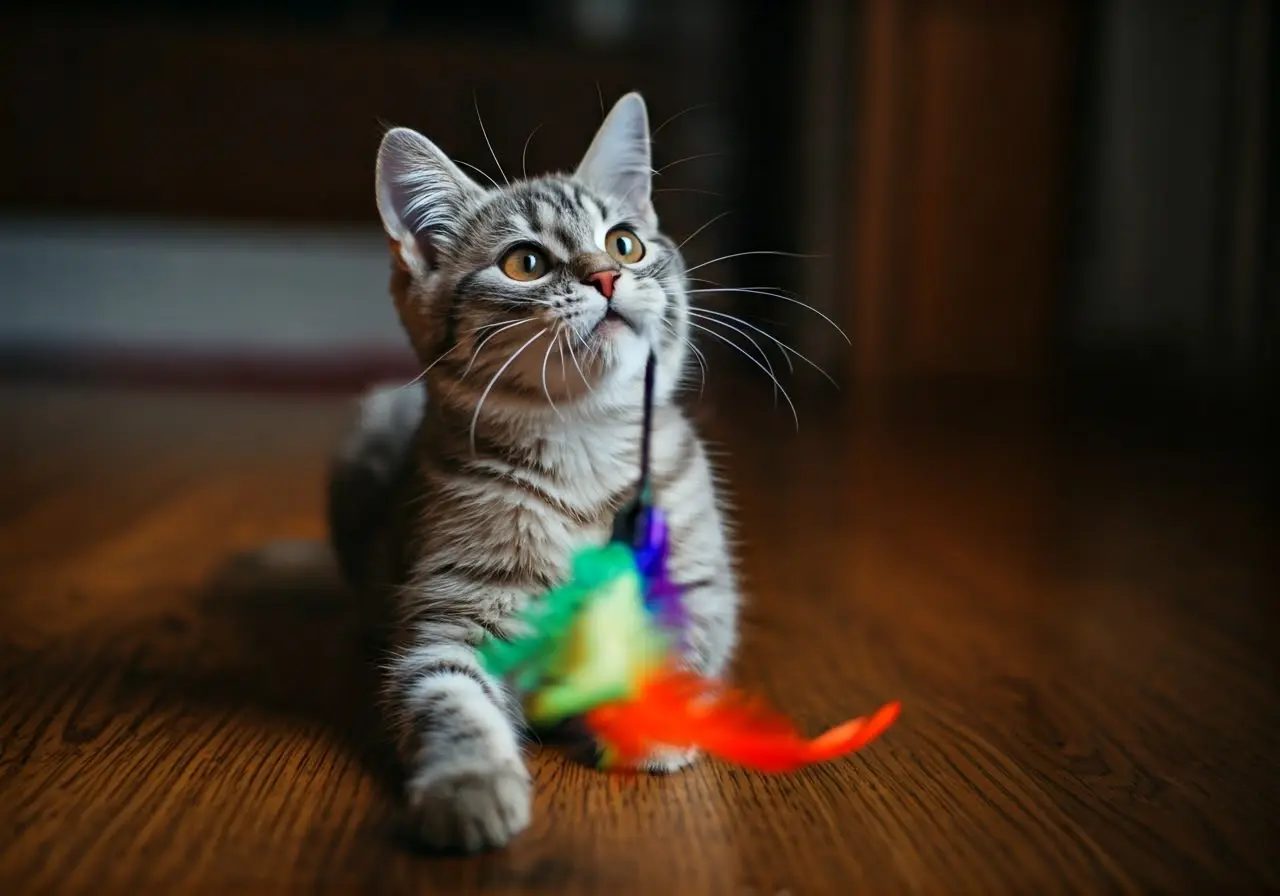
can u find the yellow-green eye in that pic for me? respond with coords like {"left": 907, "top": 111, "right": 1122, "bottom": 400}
{"left": 500, "top": 245, "right": 550, "bottom": 281}
{"left": 605, "top": 228, "right": 645, "bottom": 264}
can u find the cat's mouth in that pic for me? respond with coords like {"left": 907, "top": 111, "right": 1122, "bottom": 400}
{"left": 596, "top": 307, "right": 640, "bottom": 335}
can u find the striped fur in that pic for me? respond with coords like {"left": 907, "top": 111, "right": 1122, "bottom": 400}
{"left": 329, "top": 93, "right": 740, "bottom": 852}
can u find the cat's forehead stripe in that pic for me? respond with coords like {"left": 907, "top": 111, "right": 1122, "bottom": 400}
{"left": 459, "top": 178, "right": 616, "bottom": 259}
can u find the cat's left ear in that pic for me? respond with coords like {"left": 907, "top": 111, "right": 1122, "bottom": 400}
{"left": 575, "top": 92, "right": 655, "bottom": 226}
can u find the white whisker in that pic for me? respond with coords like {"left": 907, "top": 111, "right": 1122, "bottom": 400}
{"left": 691, "top": 308, "right": 791, "bottom": 374}
{"left": 688, "top": 287, "right": 850, "bottom": 344}
{"left": 684, "top": 250, "right": 823, "bottom": 275}
{"left": 469, "top": 316, "right": 533, "bottom": 335}
{"left": 689, "top": 310, "right": 780, "bottom": 403}
{"left": 652, "top": 152, "right": 724, "bottom": 177}
{"left": 663, "top": 318, "right": 707, "bottom": 396}
{"left": 395, "top": 337, "right": 470, "bottom": 390}
{"left": 686, "top": 320, "right": 799, "bottom": 430}
{"left": 453, "top": 158, "right": 501, "bottom": 190}
{"left": 474, "top": 92, "right": 509, "bottom": 186}
{"left": 565, "top": 332, "right": 594, "bottom": 394}
{"left": 540, "top": 325, "right": 564, "bottom": 420}
{"left": 651, "top": 103, "right": 711, "bottom": 140}
{"left": 678, "top": 211, "right": 733, "bottom": 251}
{"left": 686, "top": 340, "right": 709, "bottom": 396}
{"left": 690, "top": 308, "right": 838, "bottom": 387}
{"left": 521, "top": 123, "right": 543, "bottom": 180}
{"left": 463, "top": 318, "right": 535, "bottom": 379}
{"left": 470, "top": 328, "right": 547, "bottom": 456}
{"left": 653, "top": 187, "right": 724, "bottom": 198}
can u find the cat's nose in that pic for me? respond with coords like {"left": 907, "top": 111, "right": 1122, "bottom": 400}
{"left": 583, "top": 269, "right": 619, "bottom": 300}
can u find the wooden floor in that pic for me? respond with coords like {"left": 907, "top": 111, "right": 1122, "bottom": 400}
{"left": 1, "top": 378, "right": 1277, "bottom": 894}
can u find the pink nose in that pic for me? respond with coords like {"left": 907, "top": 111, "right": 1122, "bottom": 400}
{"left": 584, "top": 269, "right": 619, "bottom": 299}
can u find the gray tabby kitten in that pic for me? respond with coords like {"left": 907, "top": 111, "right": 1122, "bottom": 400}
{"left": 328, "top": 93, "right": 740, "bottom": 853}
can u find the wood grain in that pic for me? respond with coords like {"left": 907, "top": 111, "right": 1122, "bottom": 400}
{"left": 1, "top": 378, "right": 1277, "bottom": 893}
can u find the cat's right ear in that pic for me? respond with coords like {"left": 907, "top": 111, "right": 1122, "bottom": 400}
{"left": 375, "top": 127, "right": 484, "bottom": 275}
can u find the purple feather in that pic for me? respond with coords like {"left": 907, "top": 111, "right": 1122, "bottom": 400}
{"left": 632, "top": 505, "right": 687, "bottom": 636}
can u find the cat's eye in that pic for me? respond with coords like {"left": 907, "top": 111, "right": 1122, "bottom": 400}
{"left": 605, "top": 228, "right": 645, "bottom": 264}
{"left": 499, "top": 245, "right": 550, "bottom": 281}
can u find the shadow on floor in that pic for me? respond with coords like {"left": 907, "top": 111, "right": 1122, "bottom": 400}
{"left": 192, "top": 539, "right": 403, "bottom": 791}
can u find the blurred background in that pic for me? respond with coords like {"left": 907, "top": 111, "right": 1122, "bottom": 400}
{"left": 1, "top": 0, "right": 1276, "bottom": 453}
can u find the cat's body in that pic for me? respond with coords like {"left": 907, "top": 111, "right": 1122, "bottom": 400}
{"left": 328, "top": 94, "right": 740, "bottom": 853}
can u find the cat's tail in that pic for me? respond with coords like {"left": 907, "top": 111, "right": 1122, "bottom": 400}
{"left": 327, "top": 382, "right": 425, "bottom": 588}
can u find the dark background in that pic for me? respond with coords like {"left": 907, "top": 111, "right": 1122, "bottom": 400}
{"left": 1, "top": 0, "right": 1276, "bottom": 456}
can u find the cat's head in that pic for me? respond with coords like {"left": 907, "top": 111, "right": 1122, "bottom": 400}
{"left": 376, "top": 92, "right": 690, "bottom": 419}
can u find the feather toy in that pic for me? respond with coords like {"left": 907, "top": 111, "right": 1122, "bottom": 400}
{"left": 474, "top": 351, "right": 900, "bottom": 773}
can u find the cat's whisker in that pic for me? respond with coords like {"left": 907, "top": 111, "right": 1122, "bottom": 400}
{"left": 656, "top": 274, "right": 724, "bottom": 293}
{"left": 650, "top": 103, "right": 712, "bottom": 140}
{"left": 688, "top": 311, "right": 781, "bottom": 404}
{"left": 470, "top": 327, "right": 548, "bottom": 456}
{"left": 453, "top": 158, "right": 502, "bottom": 190}
{"left": 468, "top": 316, "right": 534, "bottom": 335}
{"left": 462, "top": 318, "right": 536, "bottom": 379}
{"left": 687, "top": 287, "right": 850, "bottom": 344}
{"left": 477, "top": 294, "right": 555, "bottom": 310}
{"left": 686, "top": 319, "right": 799, "bottom": 430}
{"left": 653, "top": 187, "right": 724, "bottom": 199}
{"left": 662, "top": 318, "right": 707, "bottom": 396}
{"left": 651, "top": 152, "right": 724, "bottom": 177}
{"left": 394, "top": 367, "right": 429, "bottom": 392}
{"left": 690, "top": 308, "right": 792, "bottom": 375}
{"left": 395, "top": 338, "right": 471, "bottom": 391}
{"left": 684, "top": 250, "right": 823, "bottom": 275}
{"left": 690, "top": 308, "right": 838, "bottom": 387}
{"left": 521, "top": 123, "right": 544, "bottom": 181}
{"left": 473, "top": 91, "right": 510, "bottom": 186}
{"left": 564, "top": 332, "right": 594, "bottom": 395}
{"left": 540, "top": 325, "right": 565, "bottom": 421}
{"left": 686, "top": 339, "right": 709, "bottom": 396}
{"left": 677, "top": 211, "right": 733, "bottom": 251}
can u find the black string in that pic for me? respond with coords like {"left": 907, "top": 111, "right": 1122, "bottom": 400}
{"left": 610, "top": 349, "right": 658, "bottom": 546}
{"left": 637, "top": 348, "right": 657, "bottom": 503}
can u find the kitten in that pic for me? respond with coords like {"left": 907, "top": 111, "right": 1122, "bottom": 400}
{"left": 328, "top": 93, "right": 740, "bottom": 852}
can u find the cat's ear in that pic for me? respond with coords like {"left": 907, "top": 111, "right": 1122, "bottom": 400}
{"left": 376, "top": 127, "right": 485, "bottom": 274}
{"left": 575, "top": 92, "right": 655, "bottom": 225}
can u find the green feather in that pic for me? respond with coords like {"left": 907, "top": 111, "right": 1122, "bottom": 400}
{"left": 474, "top": 542, "right": 669, "bottom": 725}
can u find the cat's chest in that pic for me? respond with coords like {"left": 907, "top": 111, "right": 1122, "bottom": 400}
{"left": 537, "top": 440, "right": 632, "bottom": 504}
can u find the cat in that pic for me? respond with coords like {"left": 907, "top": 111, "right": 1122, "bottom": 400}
{"left": 327, "top": 93, "right": 740, "bottom": 853}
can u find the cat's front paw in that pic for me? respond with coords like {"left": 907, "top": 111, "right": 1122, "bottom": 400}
{"left": 404, "top": 756, "right": 532, "bottom": 853}
{"left": 636, "top": 745, "right": 699, "bottom": 775}
{"left": 551, "top": 723, "right": 699, "bottom": 775}
{"left": 596, "top": 744, "right": 699, "bottom": 775}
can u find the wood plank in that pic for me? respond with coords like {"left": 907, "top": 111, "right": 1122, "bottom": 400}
{"left": 1, "top": 378, "right": 1276, "bottom": 892}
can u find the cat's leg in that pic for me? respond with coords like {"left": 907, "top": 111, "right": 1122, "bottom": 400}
{"left": 327, "top": 382, "right": 424, "bottom": 587}
{"left": 633, "top": 572, "right": 740, "bottom": 775}
{"left": 383, "top": 620, "right": 532, "bottom": 853}
{"left": 639, "top": 450, "right": 741, "bottom": 774}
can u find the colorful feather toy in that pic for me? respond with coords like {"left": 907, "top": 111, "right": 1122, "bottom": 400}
{"left": 474, "top": 351, "right": 900, "bottom": 773}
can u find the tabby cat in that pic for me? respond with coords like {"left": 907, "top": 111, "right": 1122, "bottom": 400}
{"left": 328, "top": 93, "right": 740, "bottom": 852}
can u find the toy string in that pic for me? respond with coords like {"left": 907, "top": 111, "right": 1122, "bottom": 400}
{"left": 611, "top": 349, "right": 658, "bottom": 546}
{"left": 638, "top": 348, "right": 656, "bottom": 503}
